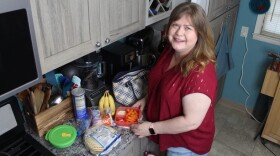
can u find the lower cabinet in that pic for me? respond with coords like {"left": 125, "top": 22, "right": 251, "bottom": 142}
{"left": 119, "top": 138, "right": 141, "bottom": 156}
{"left": 119, "top": 137, "right": 165, "bottom": 156}
{"left": 261, "top": 71, "right": 280, "bottom": 145}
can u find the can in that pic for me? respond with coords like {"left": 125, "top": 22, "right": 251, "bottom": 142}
{"left": 71, "top": 88, "right": 87, "bottom": 120}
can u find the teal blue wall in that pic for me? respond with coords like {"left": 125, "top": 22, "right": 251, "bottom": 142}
{"left": 222, "top": 0, "right": 279, "bottom": 109}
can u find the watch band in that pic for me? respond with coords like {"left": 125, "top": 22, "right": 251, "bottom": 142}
{"left": 149, "top": 123, "right": 156, "bottom": 135}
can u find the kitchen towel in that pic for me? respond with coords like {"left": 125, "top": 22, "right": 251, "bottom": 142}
{"left": 215, "top": 21, "right": 234, "bottom": 79}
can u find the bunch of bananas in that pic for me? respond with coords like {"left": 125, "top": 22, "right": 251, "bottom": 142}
{"left": 99, "top": 90, "right": 116, "bottom": 115}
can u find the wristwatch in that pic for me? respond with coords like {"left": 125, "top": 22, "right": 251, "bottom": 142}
{"left": 149, "top": 123, "right": 156, "bottom": 135}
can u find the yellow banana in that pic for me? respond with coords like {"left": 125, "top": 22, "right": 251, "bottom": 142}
{"left": 99, "top": 92, "right": 106, "bottom": 110}
{"left": 104, "top": 91, "right": 110, "bottom": 109}
{"left": 107, "top": 92, "right": 115, "bottom": 115}
{"left": 99, "top": 90, "right": 115, "bottom": 115}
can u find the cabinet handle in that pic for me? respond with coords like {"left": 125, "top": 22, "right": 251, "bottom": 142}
{"left": 105, "top": 38, "right": 110, "bottom": 44}
{"left": 96, "top": 42, "right": 101, "bottom": 47}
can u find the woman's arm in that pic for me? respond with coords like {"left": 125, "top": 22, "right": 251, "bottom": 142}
{"left": 154, "top": 93, "right": 211, "bottom": 134}
{"left": 132, "top": 95, "right": 147, "bottom": 111}
{"left": 131, "top": 93, "right": 211, "bottom": 137}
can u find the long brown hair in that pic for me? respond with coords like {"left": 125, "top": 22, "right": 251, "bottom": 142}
{"left": 166, "top": 2, "right": 216, "bottom": 76}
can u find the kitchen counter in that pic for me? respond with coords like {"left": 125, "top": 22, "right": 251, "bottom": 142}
{"left": 25, "top": 118, "right": 138, "bottom": 156}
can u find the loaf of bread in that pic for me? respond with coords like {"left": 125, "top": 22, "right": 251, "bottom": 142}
{"left": 83, "top": 125, "right": 121, "bottom": 155}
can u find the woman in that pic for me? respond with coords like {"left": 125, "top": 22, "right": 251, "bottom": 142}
{"left": 130, "top": 2, "right": 217, "bottom": 156}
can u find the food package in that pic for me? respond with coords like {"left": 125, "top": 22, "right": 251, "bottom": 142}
{"left": 91, "top": 107, "right": 103, "bottom": 127}
{"left": 100, "top": 107, "right": 115, "bottom": 126}
{"left": 84, "top": 125, "right": 121, "bottom": 155}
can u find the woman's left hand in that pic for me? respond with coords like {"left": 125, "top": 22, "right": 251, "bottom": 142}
{"left": 130, "top": 121, "right": 152, "bottom": 138}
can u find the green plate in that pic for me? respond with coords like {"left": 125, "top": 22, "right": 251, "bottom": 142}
{"left": 45, "top": 125, "right": 77, "bottom": 148}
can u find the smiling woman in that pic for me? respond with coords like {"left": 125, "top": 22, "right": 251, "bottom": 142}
{"left": 130, "top": 2, "right": 217, "bottom": 156}
{"left": 167, "top": 15, "right": 198, "bottom": 62}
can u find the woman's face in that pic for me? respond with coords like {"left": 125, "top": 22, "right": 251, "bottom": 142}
{"left": 168, "top": 15, "right": 198, "bottom": 56}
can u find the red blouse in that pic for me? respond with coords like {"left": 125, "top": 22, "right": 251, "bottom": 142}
{"left": 146, "top": 45, "right": 217, "bottom": 154}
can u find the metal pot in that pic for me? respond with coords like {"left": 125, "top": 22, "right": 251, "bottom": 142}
{"left": 136, "top": 54, "right": 156, "bottom": 68}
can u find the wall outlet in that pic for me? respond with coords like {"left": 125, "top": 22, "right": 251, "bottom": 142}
{"left": 240, "top": 26, "right": 249, "bottom": 37}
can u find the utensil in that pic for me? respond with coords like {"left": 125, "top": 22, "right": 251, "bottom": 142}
{"left": 34, "top": 88, "right": 44, "bottom": 113}
{"left": 30, "top": 91, "right": 37, "bottom": 114}
{"left": 49, "top": 95, "right": 63, "bottom": 106}
{"left": 40, "top": 85, "right": 51, "bottom": 112}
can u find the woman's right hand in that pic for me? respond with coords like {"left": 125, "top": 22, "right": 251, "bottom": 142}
{"left": 132, "top": 97, "right": 146, "bottom": 111}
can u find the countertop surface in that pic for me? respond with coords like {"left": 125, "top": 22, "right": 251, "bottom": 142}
{"left": 25, "top": 118, "right": 137, "bottom": 156}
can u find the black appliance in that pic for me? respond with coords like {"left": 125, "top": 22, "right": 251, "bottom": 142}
{"left": 126, "top": 27, "right": 156, "bottom": 56}
{"left": 126, "top": 27, "right": 158, "bottom": 69}
{"left": 0, "top": 96, "right": 54, "bottom": 156}
{"left": 101, "top": 41, "right": 136, "bottom": 85}
{"left": 73, "top": 52, "right": 109, "bottom": 107}
{"left": 0, "top": 1, "right": 43, "bottom": 102}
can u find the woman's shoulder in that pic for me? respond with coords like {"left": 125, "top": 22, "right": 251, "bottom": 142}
{"left": 190, "top": 63, "right": 216, "bottom": 80}
{"left": 200, "top": 62, "right": 217, "bottom": 81}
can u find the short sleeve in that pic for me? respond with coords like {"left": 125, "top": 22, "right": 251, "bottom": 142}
{"left": 182, "top": 63, "right": 217, "bottom": 100}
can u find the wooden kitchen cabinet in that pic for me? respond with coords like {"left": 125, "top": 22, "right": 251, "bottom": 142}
{"left": 100, "top": 0, "right": 145, "bottom": 47}
{"left": 118, "top": 138, "right": 141, "bottom": 156}
{"left": 30, "top": 0, "right": 145, "bottom": 74}
{"left": 208, "top": 0, "right": 239, "bottom": 21}
{"left": 140, "top": 137, "right": 165, "bottom": 156}
{"left": 208, "top": 0, "right": 239, "bottom": 102}
{"left": 261, "top": 70, "right": 280, "bottom": 145}
{"left": 210, "top": 5, "right": 239, "bottom": 45}
{"left": 118, "top": 137, "right": 164, "bottom": 156}
{"left": 30, "top": 0, "right": 101, "bottom": 74}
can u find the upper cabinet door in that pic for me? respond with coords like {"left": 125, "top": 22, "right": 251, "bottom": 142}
{"left": 210, "top": 5, "right": 239, "bottom": 46}
{"left": 31, "top": 0, "right": 101, "bottom": 74}
{"left": 100, "top": 0, "right": 145, "bottom": 47}
{"left": 226, "top": 6, "right": 239, "bottom": 47}
{"left": 208, "top": 0, "right": 228, "bottom": 21}
{"left": 228, "top": 0, "right": 240, "bottom": 9}
{"left": 210, "top": 13, "right": 226, "bottom": 44}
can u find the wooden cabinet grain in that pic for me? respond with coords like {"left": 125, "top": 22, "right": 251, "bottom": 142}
{"left": 119, "top": 138, "right": 141, "bottom": 156}
{"left": 208, "top": 0, "right": 239, "bottom": 102}
{"left": 30, "top": 0, "right": 100, "bottom": 74}
{"left": 210, "top": 6, "right": 239, "bottom": 45}
{"left": 262, "top": 70, "right": 280, "bottom": 145}
{"left": 100, "top": 0, "right": 145, "bottom": 47}
{"left": 208, "top": 0, "right": 239, "bottom": 21}
{"left": 31, "top": 0, "right": 144, "bottom": 74}
{"left": 118, "top": 137, "right": 165, "bottom": 156}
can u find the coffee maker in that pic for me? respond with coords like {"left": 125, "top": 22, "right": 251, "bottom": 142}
{"left": 126, "top": 27, "right": 157, "bottom": 69}
{"left": 74, "top": 52, "right": 108, "bottom": 106}
{"left": 101, "top": 41, "right": 137, "bottom": 85}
